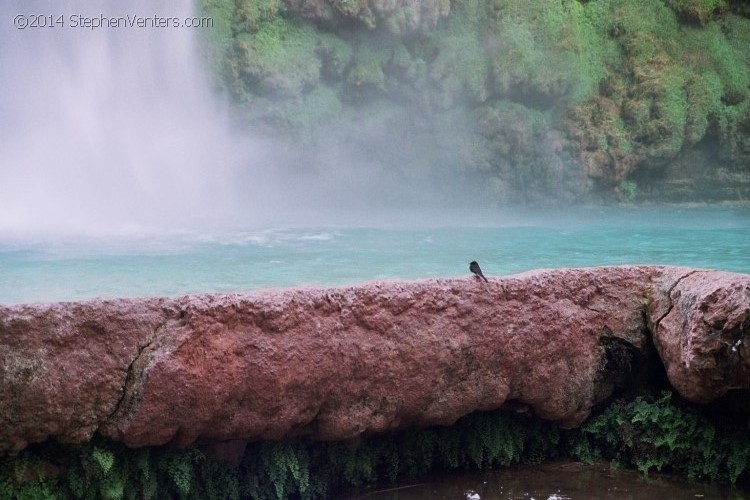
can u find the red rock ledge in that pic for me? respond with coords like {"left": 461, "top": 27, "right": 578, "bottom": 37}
{"left": 0, "top": 266, "right": 748, "bottom": 455}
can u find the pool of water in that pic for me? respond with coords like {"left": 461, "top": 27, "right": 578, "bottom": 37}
{"left": 0, "top": 205, "right": 748, "bottom": 305}
{"left": 342, "top": 460, "right": 749, "bottom": 499}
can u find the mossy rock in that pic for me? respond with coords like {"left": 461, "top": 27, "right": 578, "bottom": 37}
{"left": 317, "top": 34, "right": 353, "bottom": 80}
{"left": 331, "top": 0, "right": 375, "bottom": 28}
{"left": 344, "top": 39, "right": 392, "bottom": 96}
{"left": 665, "top": 0, "right": 728, "bottom": 25}
{"left": 233, "top": 0, "right": 281, "bottom": 34}
{"left": 717, "top": 100, "right": 750, "bottom": 165}
{"left": 232, "top": 18, "right": 322, "bottom": 98}
{"left": 311, "top": 0, "right": 451, "bottom": 33}
{"left": 198, "top": 0, "right": 750, "bottom": 204}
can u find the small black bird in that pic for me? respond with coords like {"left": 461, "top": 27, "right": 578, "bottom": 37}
{"left": 469, "top": 261, "right": 488, "bottom": 283}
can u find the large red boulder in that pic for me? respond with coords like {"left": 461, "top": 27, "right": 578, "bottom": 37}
{"left": 0, "top": 266, "right": 747, "bottom": 455}
{"left": 0, "top": 298, "right": 176, "bottom": 453}
{"left": 650, "top": 268, "right": 750, "bottom": 403}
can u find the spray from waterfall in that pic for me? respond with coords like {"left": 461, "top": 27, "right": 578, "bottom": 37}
{"left": 0, "top": 0, "right": 492, "bottom": 239}
{"left": 0, "top": 0, "right": 273, "bottom": 236}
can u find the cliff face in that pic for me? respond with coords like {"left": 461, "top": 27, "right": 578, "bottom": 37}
{"left": 199, "top": 0, "right": 750, "bottom": 204}
{"left": 1, "top": 266, "right": 748, "bottom": 455}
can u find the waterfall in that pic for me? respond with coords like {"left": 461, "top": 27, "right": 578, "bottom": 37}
{"left": 0, "top": 0, "right": 254, "bottom": 235}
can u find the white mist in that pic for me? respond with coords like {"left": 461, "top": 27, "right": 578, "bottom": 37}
{"left": 0, "top": 0, "right": 262, "bottom": 236}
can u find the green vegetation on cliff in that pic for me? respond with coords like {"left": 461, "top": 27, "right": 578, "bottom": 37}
{"left": 197, "top": 0, "right": 750, "bottom": 203}
{"left": 1, "top": 391, "right": 748, "bottom": 499}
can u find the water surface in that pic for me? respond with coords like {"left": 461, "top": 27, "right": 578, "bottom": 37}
{"left": 0, "top": 206, "right": 747, "bottom": 305}
{"left": 343, "top": 460, "right": 749, "bottom": 499}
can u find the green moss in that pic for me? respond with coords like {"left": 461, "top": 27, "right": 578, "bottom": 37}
{"left": 316, "top": 34, "right": 352, "bottom": 80}
{"left": 618, "top": 180, "right": 638, "bottom": 201}
{"left": 704, "top": 25, "right": 750, "bottom": 104}
{"left": 331, "top": 0, "right": 375, "bottom": 28}
{"left": 472, "top": 99, "right": 561, "bottom": 201}
{"left": 723, "top": 13, "right": 750, "bottom": 66}
{"left": 197, "top": 0, "right": 234, "bottom": 80}
{"left": 665, "top": 0, "right": 727, "bottom": 25}
{"left": 486, "top": 0, "right": 615, "bottom": 102}
{"left": 665, "top": 19, "right": 745, "bottom": 152}
{"left": 565, "top": 0, "right": 748, "bottom": 162}
{"left": 277, "top": 85, "right": 344, "bottom": 131}
{"left": 607, "top": 0, "right": 680, "bottom": 63}
{"left": 233, "top": 17, "right": 321, "bottom": 97}
{"left": 717, "top": 99, "right": 750, "bottom": 162}
{"left": 231, "top": 0, "right": 281, "bottom": 34}
{"left": 604, "top": 2, "right": 747, "bottom": 154}
{"left": 198, "top": 0, "right": 749, "bottom": 203}
{"left": 426, "top": 0, "right": 490, "bottom": 107}
{"left": 346, "top": 42, "right": 388, "bottom": 91}
{"left": 389, "top": 43, "right": 425, "bottom": 83}
{"left": 683, "top": 72, "right": 722, "bottom": 145}
{"left": 658, "top": 77, "right": 689, "bottom": 154}
{"left": 381, "top": 2, "right": 421, "bottom": 34}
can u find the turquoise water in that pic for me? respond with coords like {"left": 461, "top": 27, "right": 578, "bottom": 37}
{"left": 0, "top": 206, "right": 747, "bottom": 305}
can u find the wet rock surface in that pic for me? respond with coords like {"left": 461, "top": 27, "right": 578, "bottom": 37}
{"left": 651, "top": 268, "right": 750, "bottom": 403}
{"left": 0, "top": 266, "right": 748, "bottom": 454}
